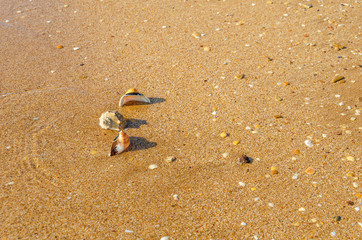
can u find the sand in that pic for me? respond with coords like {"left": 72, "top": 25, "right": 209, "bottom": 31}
{"left": 0, "top": 0, "right": 361, "bottom": 239}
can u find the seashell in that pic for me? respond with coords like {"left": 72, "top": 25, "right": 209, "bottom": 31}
{"left": 99, "top": 111, "right": 126, "bottom": 130}
{"left": 110, "top": 131, "right": 130, "bottom": 156}
{"left": 119, "top": 88, "right": 151, "bottom": 106}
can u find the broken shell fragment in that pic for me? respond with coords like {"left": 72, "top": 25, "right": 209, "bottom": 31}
{"left": 99, "top": 111, "right": 126, "bottom": 130}
{"left": 119, "top": 88, "right": 151, "bottom": 106}
{"left": 110, "top": 131, "right": 130, "bottom": 156}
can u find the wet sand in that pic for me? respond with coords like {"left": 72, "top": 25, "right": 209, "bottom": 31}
{"left": 1, "top": 0, "right": 361, "bottom": 239}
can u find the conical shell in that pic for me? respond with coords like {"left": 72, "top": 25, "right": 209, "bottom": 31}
{"left": 119, "top": 88, "right": 151, "bottom": 106}
{"left": 99, "top": 111, "right": 126, "bottom": 130}
{"left": 110, "top": 131, "right": 130, "bottom": 156}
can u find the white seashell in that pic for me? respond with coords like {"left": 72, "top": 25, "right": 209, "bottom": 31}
{"left": 119, "top": 88, "right": 151, "bottom": 106}
{"left": 99, "top": 111, "right": 126, "bottom": 130}
{"left": 110, "top": 131, "right": 130, "bottom": 156}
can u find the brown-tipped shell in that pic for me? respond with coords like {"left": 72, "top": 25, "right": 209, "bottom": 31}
{"left": 110, "top": 131, "right": 130, "bottom": 156}
{"left": 119, "top": 89, "right": 151, "bottom": 106}
{"left": 99, "top": 111, "right": 126, "bottom": 130}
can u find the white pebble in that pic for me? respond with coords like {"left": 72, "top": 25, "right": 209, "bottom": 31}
{"left": 160, "top": 237, "right": 169, "bottom": 240}
{"left": 173, "top": 194, "right": 179, "bottom": 201}
{"left": 292, "top": 173, "right": 299, "bottom": 179}
{"left": 149, "top": 164, "right": 158, "bottom": 170}
{"left": 356, "top": 110, "right": 361, "bottom": 115}
{"left": 338, "top": 102, "right": 344, "bottom": 106}
{"left": 322, "top": 134, "right": 327, "bottom": 138}
{"left": 353, "top": 182, "right": 359, "bottom": 188}
{"left": 241, "top": 222, "right": 247, "bottom": 226}
{"left": 335, "top": 94, "right": 341, "bottom": 98}
{"left": 125, "top": 230, "right": 133, "bottom": 233}
{"left": 162, "top": 26, "right": 167, "bottom": 28}
{"left": 73, "top": 47, "right": 80, "bottom": 50}
{"left": 330, "top": 231, "right": 336, "bottom": 236}
{"left": 355, "top": 207, "right": 360, "bottom": 211}
{"left": 358, "top": 222, "right": 362, "bottom": 228}
{"left": 245, "top": 126, "right": 251, "bottom": 130}
{"left": 5, "top": 182, "right": 14, "bottom": 185}
{"left": 253, "top": 197, "right": 259, "bottom": 201}
{"left": 238, "top": 182, "right": 246, "bottom": 187}
{"left": 268, "top": 203, "right": 274, "bottom": 207}
{"left": 298, "top": 207, "right": 306, "bottom": 212}
{"left": 212, "top": 111, "right": 217, "bottom": 115}
{"left": 304, "top": 140, "right": 313, "bottom": 147}
{"left": 222, "top": 152, "right": 229, "bottom": 158}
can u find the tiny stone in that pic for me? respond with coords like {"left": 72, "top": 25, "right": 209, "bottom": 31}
{"left": 268, "top": 203, "right": 274, "bottom": 207}
{"left": 305, "top": 167, "right": 316, "bottom": 175}
{"left": 165, "top": 156, "right": 176, "bottom": 163}
{"left": 149, "top": 164, "right": 158, "bottom": 170}
{"left": 239, "top": 155, "right": 250, "bottom": 164}
{"left": 293, "top": 149, "right": 300, "bottom": 155}
{"left": 222, "top": 152, "right": 229, "bottom": 158}
{"left": 192, "top": 31, "right": 201, "bottom": 39}
{"left": 298, "top": 207, "right": 306, "bottom": 212}
{"left": 333, "top": 216, "right": 342, "bottom": 222}
{"left": 346, "top": 200, "right": 354, "bottom": 205}
{"left": 56, "top": 45, "right": 63, "bottom": 49}
{"left": 332, "top": 75, "right": 345, "bottom": 83}
{"left": 203, "top": 46, "right": 210, "bottom": 52}
{"left": 73, "top": 47, "right": 80, "bottom": 50}
{"left": 346, "top": 156, "right": 355, "bottom": 161}
{"left": 220, "top": 132, "right": 228, "bottom": 138}
{"left": 292, "top": 173, "right": 299, "bottom": 179}
{"left": 90, "top": 150, "right": 97, "bottom": 155}
{"left": 238, "top": 182, "right": 246, "bottom": 187}
{"left": 125, "top": 230, "right": 133, "bottom": 233}
{"left": 355, "top": 207, "right": 360, "bottom": 211}
{"left": 350, "top": 117, "right": 356, "bottom": 121}
{"left": 338, "top": 102, "right": 344, "bottom": 106}
{"left": 6, "top": 182, "right": 14, "bottom": 185}
{"left": 310, "top": 218, "right": 318, "bottom": 223}
{"left": 330, "top": 231, "right": 336, "bottom": 236}
{"left": 212, "top": 111, "right": 217, "bottom": 115}
{"left": 352, "top": 182, "right": 359, "bottom": 188}
{"left": 234, "top": 74, "right": 245, "bottom": 79}
{"left": 240, "top": 222, "right": 247, "bottom": 226}
{"left": 160, "top": 237, "right": 169, "bottom": 240}
{"left": 173, "top": 194, "right": 179, "bottom": 201}
{"left": 274, "top": 96, "right": 283, "bottom": 101}
{"left": 335, "top": 94, "right": 341, "bottom": 98}
{"left": 233, "top": 140, "right": 240, "bottom": 145}
{"left": 271, "top": 166, "right": 278, "bottom": 175}
{"left": 304, "top": 140, "right": 313, "bottom": 147}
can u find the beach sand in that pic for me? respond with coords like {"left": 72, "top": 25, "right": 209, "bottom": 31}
{"left": 0, "top": 0, "right": 361, "bottom": 239}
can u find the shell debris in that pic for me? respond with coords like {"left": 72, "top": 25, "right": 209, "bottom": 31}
{"left": 119, "top": 88, "right": 151, "bottom": 106}
{"left": 110, "top": 131, "right": 130, "bottom": 156}
{"left": 99, "top": 111, "right": 126, "bottom": 131}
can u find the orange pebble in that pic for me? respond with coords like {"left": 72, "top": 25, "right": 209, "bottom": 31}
{"left": 56, "top": 45, "right": 64, "bottom": 49}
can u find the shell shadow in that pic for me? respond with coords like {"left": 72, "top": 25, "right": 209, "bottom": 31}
{"left": 128, "top": 137, "right": 157, "bottom": 151}
{"left": 149, "top": 97, "right": 165, "bottom": 104}
{"left": 126, "top": 119, "right": 147, "bottom": 129}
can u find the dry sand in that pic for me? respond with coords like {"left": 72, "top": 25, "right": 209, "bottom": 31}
{"left": 1, "top": 0, "right": 361, "bottom": 239}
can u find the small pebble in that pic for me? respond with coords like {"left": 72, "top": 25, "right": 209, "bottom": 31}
{"left": 125, "top": 230, "right": 133, "bottom": 233}
{"left": 160, "top": 237, "right": 169, "bottom": 240}
{"left": 298, "top": 207, "right": 306, "bottom": 212}
{"left": 240, "top": 222, "right": 247, "bottom": 226}
{"left": 352, "top": 182, "right": 359, "bottom": 188}
{"left": 238, "top": 182, "right": 246, "bottom": 187}
{"left": 56, "top": 45, "right": 63, "bottom": 49}
{"left": 330, "top": 231, "right": 336, "bottom": 236}
{"left": 292, "top": 173, "right": 299, "bottom": 179}
{"left": 240, "top": 155, "right": 250, "bottom": 164}
{"left": 271, "top": 166, "right": 278, "bottom": 175}
{"left": 192, "top": 31, "right": 201, "bottom": 39}
{"left": 304, "top": 140, "right": 313, "bottom": 147}
{"left": 165, "top": 156, "right": 176, "bottom": 163}
{"left": 305, "top": 167, "right": 315, "bottom": 175}
{"left": 220, "top": 132, "right": 228, "bottom": 138}
{"left": 203, "top": 47, "right": 210, "bottom": 52}
{"left": 222, "top": 152, "right": 229, "bottom": 158}
{"left": 233, "top": 140, "right": 240, "bottom": 145}
{"left": 335, "top": 94, "right": 341, "bottom": 98}
{"left": 346, "top": 156, "right": 355, "bottom": 161}
{"left": 268, "top": 203, "right": 274, "bottom": 207}
{"left": 293, "top": 149, "right": 300, "bottom": 155}
{"left": 173, "top": 194, "right": 179, "bottom": 201}
{"left": 234, "top": 74, "right": 245, "bottom": 79}
{"left": 73, "top": 47, "right": 80, "bottom": 51}
{"left": 332, "top": 75, "right": 345, "bottom": 83}
{"left": 149, "top": 164, "right": 158, "bottom": 170}
{"left": 346, "top": 200, "right": 354, "bottom": 205}
{"left": 333, "top": 216, "right": 342, "bottom": 222}
{"left": 355, "top": 207, "right": 360, "bottom": 211}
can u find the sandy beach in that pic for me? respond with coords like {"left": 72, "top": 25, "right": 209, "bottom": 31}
{"left": 1, "top": 0, "right": 361, "bottom": 239}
